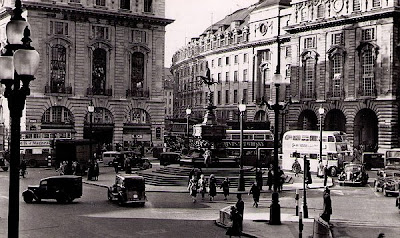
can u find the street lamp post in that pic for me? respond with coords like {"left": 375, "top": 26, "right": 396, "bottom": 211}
{"left": 238, "top": 102, "right": 246, "bottom": 191}
{"left": 0, "top": 1, "right": 40, "bottom": 237}
{"left": 186, "top": 108, "right": 192, "bottom": 154}
{"left": 318, "top": 105, "right": 326, "bottom": 186}
{"left": 88, "top": 101, "right": 94, "bottom": 180}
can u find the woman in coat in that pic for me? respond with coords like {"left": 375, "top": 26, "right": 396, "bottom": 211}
{"left": 249, "top": 182, "right": 260, "bottom": 208}
{"left": 226, "top": 206, "right": 242, "bottom": 237}
{"left": 198, "top": 174, "right": 207, "bottom": 201}
{"left": 208, "top": 174, "right": 217, "bottom": 201}
{"left": 187, "top": 176, "right": 198, "bottom": 203}
{"left": 220, "top": 177, "right": 230, "bottom": 200}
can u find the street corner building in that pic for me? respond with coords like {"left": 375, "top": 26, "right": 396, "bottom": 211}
{"left": 0, "top": 0, "right": 173, "bottom": 150}
{"left": 170, "top": 0, "right": 400, "bottom": 152}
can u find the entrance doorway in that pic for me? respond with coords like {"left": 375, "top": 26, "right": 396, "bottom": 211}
{"left": 297, "top": 109, "right": 318, "bottom": 130}
{"left": 325, "top": 109, "right": 346, "bottom": 132}
{"left": 354, "top": 108, "right": 378, "bottom": 152}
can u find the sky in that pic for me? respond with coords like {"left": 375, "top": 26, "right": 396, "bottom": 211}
{"left": 164, "top": 0, "right": 259, "bottom": 67}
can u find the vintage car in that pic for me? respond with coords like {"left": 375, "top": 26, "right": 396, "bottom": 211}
{"left": 159, "top": 152, "right": 181, "bottom": 166}
{"left": 107, "top": 174, "right": 146, "bottom": 206}
{"left": 338, "top": 163, "right": 369, "bottom": 186}
{"left": 22, "top": 175, "right": 82, "bottom": 203}
{"left": 374, "top": 169, "right": 400, "bottom": 196}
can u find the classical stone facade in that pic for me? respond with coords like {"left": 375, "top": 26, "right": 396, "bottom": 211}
{"left": 0, "top": 0, "right": 173, "bottom": 150}
{"left": 171, "top": 0, "right": 400, "bottom": 152}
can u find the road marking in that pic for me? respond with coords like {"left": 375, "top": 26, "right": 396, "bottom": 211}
{"left": 0, "top": 195, "right": 8, "bottom": 200}
{"left": 367, "top": 184, "right": 381, "bottom": 197}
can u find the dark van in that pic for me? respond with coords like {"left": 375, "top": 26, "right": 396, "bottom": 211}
{"left": 159, "top": 152, "right": 181, "bottom": 166}
{"left": 22, "top": 175, "right": 82, "bottom": 203}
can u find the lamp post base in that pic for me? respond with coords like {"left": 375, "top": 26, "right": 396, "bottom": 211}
{"left": 269, "top": 192, "right": 281, "bottom": 225}
{"left": 238, "top": 168, "right": 245, "bottom": 191}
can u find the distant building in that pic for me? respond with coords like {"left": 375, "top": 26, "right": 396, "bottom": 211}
{"left": 171, "top": 0, "right": 400, "bottom": 152}
{"left": 0, "top": 0, "right": 173, "bottom": 152}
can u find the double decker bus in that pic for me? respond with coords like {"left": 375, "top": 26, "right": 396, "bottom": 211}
{"left": 282, "top": 130, "right": 352, "bottom": 176}
{"left": 20, "top": 129, "right": 74, "bottom": 167}
{"left": 217, "top": 130, "right": 274, "bottom": 167}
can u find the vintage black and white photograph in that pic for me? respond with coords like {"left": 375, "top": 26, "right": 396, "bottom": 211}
{"left": 0, "top": 0, "right": 399, "bottom": 237}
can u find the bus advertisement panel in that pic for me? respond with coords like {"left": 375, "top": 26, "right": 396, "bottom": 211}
{"left": 282, "top": 130, "right": 352, "bottom": 176}
{"left": 218, "top": 130, "right": 274, "bottom": 167}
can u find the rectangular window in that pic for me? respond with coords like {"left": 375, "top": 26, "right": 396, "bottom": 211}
{"left": 144, "top": 0, "right": 152, "bottom": 12}
{"left": 205, "top": 92, "right": 208, "bottom": 104}
{"left": 286, "top": 64, "right": 291, "bottom": 78}
{"left": 317, "top": 4, "right": 324, "bottom": 18}
{"left": 243, "top": 53, "right": 248, "bottom": 63}
{"left": 243, "top": 69, "right": 248, "bottom": 82}
{"left": 50, "top": 21, "right": 68, "bottom": 36}
{"left": 304, "top": 37, "right": 315, "bottom": 48}
{"left": 218, "top": 73, "right": 221, "bottom": 83}
{"left": 353, "top": 0, "right": 361, "bottom": 11}
{"left": 332, "top": 33, "right": 344, "bottom": 45}
{"left": 234, "top": 55, "right": 238, "bottom": 64}
{"left": 218, "top": 58, "right": 222, "bottom": 66}
{"left": 243, "top": 89, "right": 248, "bottom": 104}
{"left": 95, "top": 0, "right": 106, "bottom": 6}
{"left": 69, "top": 0, "right": 81, "bottom": 3}
{"left": 226, "top": 56, "right": 230, "bottom": 65}
{"left": 372, "top": 0, "right": 381, "bottom": 8}
{"left": 211, "top": 60, "right": 214, "bottom": 67}
{"left": 233, "top": 90, "right": 238, "bottom": 103}
{"left": 131, "top": 30, "right": 147, "bottom": 43}
{"left": 234, "top": 71, "right": 238, "bottom": 82}
{"left": 217, "top": 91, "right": 221, "bottom": 104}
{"left": 362, "top": 28, "right": 375, "bottom": 41}
{"left": 225, "top": 90, "right": 229, "bottom": 104}
{"left": 211, "top": 74, "right": 214, "bottom": 81}
{"left": 285, "top": 47, "right": 292, "bottom": 58}
{"left": 92, "top": 25, "right": 110, "bottom": 40}
{"left": 120, "top": 0, "right": 130, "bottom": 10}
{"left": 225, "top": 72, "right": 229, "bottom": 82}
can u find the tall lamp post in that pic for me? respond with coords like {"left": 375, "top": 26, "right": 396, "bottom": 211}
{"left": 0, "top": 1, "right": 40, "bottom": 237}
{"left": 88, "top": 101, "right": 94, "bottom": 180}
{"left": 186, "top": 108, "right": 192, "bottom": 154}
{"left": 238, "top": 102, "right": 246, "bottom": 191}
{"left": 318, "top": 105, "right": 326, "bottom": 186}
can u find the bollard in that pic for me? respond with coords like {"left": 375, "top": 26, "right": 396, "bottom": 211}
{"left": 295, "top": 189, "right": 299, "bottom": 216}
{"left": 299, "top": 211, "right": 303, "bottom": 238}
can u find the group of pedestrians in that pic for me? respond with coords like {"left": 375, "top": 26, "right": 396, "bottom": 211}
{"left": 187, "top": 172, "right": 227, "bottom": 203}
{"left": 267, "top": 165, "right": 285, "bottom": 192}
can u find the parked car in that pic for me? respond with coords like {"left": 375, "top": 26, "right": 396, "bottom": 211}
{"left": 129, "top": 157, "right": 152, "bottom": 170}
{"left": 159, "top": 152, "right": 181, "bottom": 166}
{"left": 338, "top": 163, "right": 369, "bottom": 186}
{"left": 22, "top": 175, "right": 82, "bottom": 203}
{"left": 107, "top": 174, "right": 146, "bottom": 206}
{"left": 374, "top": 169, "right": 400, "bottom": 196}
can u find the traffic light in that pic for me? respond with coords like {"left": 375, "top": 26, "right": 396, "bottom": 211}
{"left": 304, "top": 159, "right": 312, "bottom": 184}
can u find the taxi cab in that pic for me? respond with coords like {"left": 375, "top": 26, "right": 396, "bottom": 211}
{"left": 108, "top": 174, "right": 146, "bottom": 206}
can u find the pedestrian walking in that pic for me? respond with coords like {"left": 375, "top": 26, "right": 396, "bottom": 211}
{"left": 188, "top": 176, "right": 198, "bottom": 203}
{"left": 267, "top": 164, "right": 273, "bottom": 190}
{"left": 226, "top": 206, "right": 242, "bottom": 237}
{"left": 209, "top": 174, "right": 217, "bottom": 201}
{"left": 113, "top": 158, "right": 119, "bottom": 173}
{"left": 317, "top": 160, "right": 324, "bottom": 178}
{"left": 203, "top": 149, "right": 211, "bottom": 167}
{"left": 249, "top": 182, "right": 260, "bottom": 208}
{"left": 277, "top": 166, "right": 285, "bottom": 192}
{"left": 198, "top": 174, "right": 207, "bottom": 201}
{"left": 255, "top": 168, "right": 263, "bottom": 190}
{"left": 189, "top": 168, "right": 195, "bottom": 185}
{"left": 93, "top": 162, "right": 99, "bottom": 181}
{"left": 220, "top": 177, "right": 230, "bottom": 200}
{"left": 322, "top": 187, "right": 332, "bottom": 223}
{"left": 235, "top": 194, "right": 244, "bottom": 232}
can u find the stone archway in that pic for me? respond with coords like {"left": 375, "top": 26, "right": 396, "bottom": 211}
{"left": 297, "top": 109, "right": 318, "bottom": 130}
{"left": 354, "top": 108, "right": 378, "bottom": 152}
{"left": 84, "top": 107, "right": 114, "bottom": 151}
{"left": 324, "top": 109, "right": 346, "bottom": 132}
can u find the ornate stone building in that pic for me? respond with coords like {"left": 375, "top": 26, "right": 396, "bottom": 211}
{"left": 0, "top": 0, "right": 173, "bottom": 150}
{"left": 171, "top": 0, "right": 400, "bottom": 152}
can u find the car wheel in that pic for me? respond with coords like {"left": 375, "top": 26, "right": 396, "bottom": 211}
{"left": 140, "top": 202, "right": 145, "bottom": 207}
{"left": 23, "top": 193, "right": 34, "bottom": 203}
{"left": 28, "top": 159, "right": 38, "bottom": 168}
{"left": 330, "top": 167, "right": 337, "bottom": 177}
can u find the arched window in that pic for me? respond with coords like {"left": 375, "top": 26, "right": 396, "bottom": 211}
{"left": 128, "top": 108, "right": 151, "bottom": 124}
{"left": 50, "top": 44, "right": 66, "bottom": 93}
{"left": 42, "top": 106, "right": 73, "bottom": 124}
{"left": 131, "top": 52, "right": 145, "bottom": 90}
{"left": 303, "top": 57, "right": 315, "bottom": 98}
{"left": 360, "top": 45, "right": 375, "bottom": 96}
{"left": 331, "top": 54, "right": 343, "bottom": 97}
{"left": 92, "top": 48, "right": 107, "bottom": 95}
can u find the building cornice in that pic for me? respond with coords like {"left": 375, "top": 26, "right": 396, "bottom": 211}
{"left": 171, "top": 35, "right": 290, "bottom": 68}
{"left": 285, "top": 8, "right": 399, "bottom": 34}
{"left": 23, "top": 2, "right": 174, "bottom": 27}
